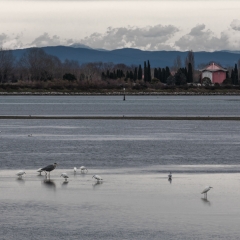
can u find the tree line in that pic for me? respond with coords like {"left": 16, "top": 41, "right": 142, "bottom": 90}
{"left": 0, "top": 48, "right": 240, "bottom": 91}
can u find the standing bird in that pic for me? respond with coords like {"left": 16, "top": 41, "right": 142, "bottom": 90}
{"left": 16, "top": 170, "right": 26, "bottom": 178}
{"left": 80, "top": 166, "right": 88, "bottom": 173}
{"left": 92, "top": 175, "right": 103, "bottom": 182}
{"left": 60, "top": 173, "right": 69, "bottom": 181}
{"left": 168, "top": 172, "right": 172, "bottom": 180}
{"left": 41, "top": 163, "right": 57, "bottom": 179}
{"left": 201, "top": 186, "right": 213, "bottom": 199}
{"left": 73, "top": 167, "right": 77, "bottom": 173}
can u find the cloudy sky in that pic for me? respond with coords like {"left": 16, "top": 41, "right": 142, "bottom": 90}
{"left": 1, "top": 0, "right": 240, "bottom": 51}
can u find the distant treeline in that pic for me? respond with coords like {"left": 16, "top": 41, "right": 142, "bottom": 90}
{"left": 0, "top": 48, "right": 239, "bottom": 91}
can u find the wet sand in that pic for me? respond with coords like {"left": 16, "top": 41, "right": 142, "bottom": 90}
{"left": 1, "top": 168, "right": 240, "bottom": 239}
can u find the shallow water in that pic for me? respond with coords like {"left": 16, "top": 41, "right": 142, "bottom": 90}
{"left": 1, "top": 119, "right": 240, "bottom": 169}
{"left": 1, "top": 169, "right": 240, "bottom": 240}
{"left": 1, "top": 95, "right": 240, "bottom": 116}
{"left": 1, "top": 95, "right": 240, "bottom": 239}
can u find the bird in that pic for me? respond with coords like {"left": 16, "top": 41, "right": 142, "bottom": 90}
{"left": 73, "top": 167, "right": 77, "bottom": 173}
{"left": 37, "top": 168, "right": 43, "bottom": 175}
{"left": 60, "top": 173, "right": 69, "bottom": 181}
{"left": 201, "top": 186, "right": 213, "bottom": 199}
{"left": 41, "top": 163, "right": 57, "bottom": 179}
{"left": 92, "top": 175, "right": 103, "bottom": 182}
{"left": 168, "top": 171, "right": 172, "bottom": 180}
{"left": 80, "top": 166, "right": 88, "bottom": 173}
{"left": 16, "top": 170, "right": 26, "bottom": 178}
{"left": 28, "top": 134, "right": 32, "bottom": 137}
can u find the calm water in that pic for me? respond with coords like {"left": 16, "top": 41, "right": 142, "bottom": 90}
{"left": 1, "top": 119, "right": 240, "bottom": 169}
{"left": 1, "top": 95, "right": 240, "bottom": 239}
{"left": 0, "top": 95, "right": 240, "bottom": 116}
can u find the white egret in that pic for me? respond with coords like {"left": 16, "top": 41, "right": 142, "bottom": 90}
{"left": 41, "top": 163, "right": 58, "bottom": 179}
{"left": 16, "top": 170, "right": 26, "bottom": 178}
{"left": 74, "top": 167, "right": 77, "bottom": 173}
{"left": 60, "top": 173, "right": 69, "bottom": 181}
{"left": 92, "top": 175, "right": 103, "bottom": 182}
{"left": 201, "top": 186, "right": 213, "bottom": 198}
{"left": 80, "top": 166, "right": 88, "bottom": 173}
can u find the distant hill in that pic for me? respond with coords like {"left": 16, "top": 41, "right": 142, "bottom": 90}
{"left": 10, "top": 46, "right": 240, "bottom": 68}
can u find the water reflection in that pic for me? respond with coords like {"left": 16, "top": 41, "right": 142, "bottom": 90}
{"left": 92, "top": 181, "right": 103, "bottom": 189}
{"left": 16, "top": 178, "right": 25, "bottom": 184}
{"left": 62, "top": 181, "right": 69, "bottom": 187}
{"left": 42, "top": 179, "right": 56, "bottom": 191}
{"left": 201, "top": 198, "right": 211, "bottom": 206}
{"left": 168, "top": 178, "right": 172, "bottom": 184}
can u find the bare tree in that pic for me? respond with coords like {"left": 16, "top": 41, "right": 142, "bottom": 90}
{"left": 18, "top": 48, "right": 62, "bottom": 81}
{"left": 173, "top": 55, "right": 182, "bottom": 71}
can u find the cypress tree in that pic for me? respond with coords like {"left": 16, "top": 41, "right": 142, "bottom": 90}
{"left": 147, "top": 60, "right": 151, "bottom": 82}
{"left": 154, "top": 68, "right": 158, "bottom": 79}
{"left": 134, "top": 67, "right": 137, "bottom": 81}
{"left": 144, "top": 61, "right": 147, "bottom": 82}
{"left": 158, "top": 68, "right": 162, "bottom": 82}
{"left": 231, "top": 69, "right": 235, "bottom": 85}
{"left": 165, "top": 66, "right": 171, "bottom": 79}
{"left": 234, "top": 64, "right": 238, "bottom": 85}
{"left": 161, "top": 68, "right": 166, "bottom": 83}
{"left": 138, "top": 65, "right": 142, "bottom": 80}
{"left": 184, "top": 67, "right": 188, "bottom": 79}
{"left": 187, "top": 63, "right": 193, "bottom": 83}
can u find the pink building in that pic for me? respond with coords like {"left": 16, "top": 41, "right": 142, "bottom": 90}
{"left": 200, "top": 62, "right": 227, "bottom": 84}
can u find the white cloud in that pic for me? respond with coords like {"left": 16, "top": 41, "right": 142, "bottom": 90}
{"left": 79, "top": 25, "right": 179, "bottom": 50}
{"left": 30, "top": 33, "right": 61, "bottom": 47}
{"left": 175, "top": 24, "right": 230, "bottom": 51}
{"left": 0, "top": 33, "right": 8, "bottom": 47}
{"left": 230, "top": 19, "right": 240, "bottom": 31}
{"left": 1, "top": 20, "right": 240, "bottom": 52}
{"left": 0, "top": 33, "right": 24, "bottom": 49}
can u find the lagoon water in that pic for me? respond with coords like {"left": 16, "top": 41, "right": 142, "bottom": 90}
{"left": 1, "top": 95, "right": 240, "bottom": 239}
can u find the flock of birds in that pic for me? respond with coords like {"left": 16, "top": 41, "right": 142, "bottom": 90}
{"left": 16, "top": 163, "right": 103, "bottom": 183}
{"left": 16, "top": 166, "right": 213, "bottom": 198}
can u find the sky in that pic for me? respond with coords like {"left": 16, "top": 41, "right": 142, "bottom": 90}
{"left": 1, "top": 0, "right": 240, "bottom": 52}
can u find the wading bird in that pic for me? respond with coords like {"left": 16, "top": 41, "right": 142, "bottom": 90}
{"left": 80, "top": 166, "right": 88, "bottom": 173}
{"left": 60, "top": 173, "right": 69, "bottom": 181}
{"left": 74, "top": 167, "right": 77, "bottom": 173}
{"left": 16, "top": 170, "right": 26, "bottom": 178}
{"left": 168, "top": 172, "right": 172, "bottom": 180}
{"left": 41, "top": 163, "right": 57, "bottom": 179}
{"left": 92, "top": 175, "right": 103, "bottom": 182}
{"left": 201, "top": 186, "right": 213, "bottom": 199}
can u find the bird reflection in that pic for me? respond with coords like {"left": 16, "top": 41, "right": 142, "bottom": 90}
{"left": 16, "top": 178, "right": 25, "bottom": 184}
{"left": 42, "top": 179, "right": 56, "bottom": 190}
{"left": 201, "top": 198, "right": 211, "bottom": 206}
{"left": 168, "top": 178, "right": 172, "bottom": 184}
{"left": 62, "top": 181, "right": 69, "bottom": 187}
{"left": 92, "top": 181, "right": 103, "bottom": 189}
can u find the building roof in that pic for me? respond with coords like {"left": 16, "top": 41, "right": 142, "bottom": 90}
{"left": 200, "top": 62, "right": 227, "bottom": 72}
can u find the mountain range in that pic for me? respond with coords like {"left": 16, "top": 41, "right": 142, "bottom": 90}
{"left": 10, "top": 45, "right": 240, "bottom": 69}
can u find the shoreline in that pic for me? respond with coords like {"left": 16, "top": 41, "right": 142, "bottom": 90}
{"left": 1, "top": 116, "right": 240, "bottom": 120}
{"left": 1, "top": 91, "right": 240, "bottom": 96}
